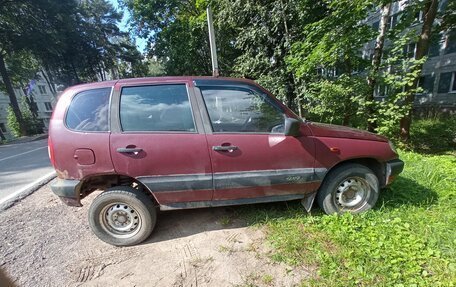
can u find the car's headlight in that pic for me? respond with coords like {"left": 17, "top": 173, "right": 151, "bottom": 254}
{"left": 388, "top": 140, "right": 397, "bottom": 154}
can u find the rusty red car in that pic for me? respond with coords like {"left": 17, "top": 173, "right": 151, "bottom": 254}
{"left": 48, "top": 77, "right": 404, "bottom": 246}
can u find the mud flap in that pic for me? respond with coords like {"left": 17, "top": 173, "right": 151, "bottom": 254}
{"left": 301, "top": 192, "right": 317, "bottom": 213}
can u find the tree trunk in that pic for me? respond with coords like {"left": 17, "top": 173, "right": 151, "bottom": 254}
{"left": 0, "top": 129, "right": 5, "bottom": 141}
{"left": 367, "top": 1, "right": 392, "bottom": 132}
{"left": 280, "top": 0, "right": 298, "bottom": 112}
{"left": 0, "top": 53, "right": 27, "bottom": 136}
{"left": 41, "top": 68, "right": 56, "bottom": 95}
{"left": 399, "top": 0, "right": 438, "bottom": 143}
{"left": 71, "top": 61, "right": 80, "bottom": 84}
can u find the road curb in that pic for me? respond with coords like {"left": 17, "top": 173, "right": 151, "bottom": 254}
{"left": 0, "top": 171, "right": 56, "bottom": 212}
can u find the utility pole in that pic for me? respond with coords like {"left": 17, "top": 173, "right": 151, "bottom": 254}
{"left": 206, "top": 7, "right": 219, "bottom": 77}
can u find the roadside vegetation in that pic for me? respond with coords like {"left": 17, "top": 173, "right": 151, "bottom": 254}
{"left": 238, "top": 120, "right": 456, "bottom": 286}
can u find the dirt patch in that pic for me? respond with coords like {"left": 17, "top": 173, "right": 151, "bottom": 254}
{"left": 0, "top": 182, "right": 310, "bottom": 286}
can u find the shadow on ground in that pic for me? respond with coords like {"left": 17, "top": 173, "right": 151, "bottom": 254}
{"left": 377, "top": 176, "right": 439, "bottom": 209}
{"left": 136, "top": 175, "right": 436, "bottom": 245}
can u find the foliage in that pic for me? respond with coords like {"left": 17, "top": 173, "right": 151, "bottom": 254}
{"left": 238, "top": 151, "right": 456, "bottom": 286}
{"left": 287, "top": 0, "right": 374, "bottom": 124}
{"left": 408, "top": 116, "right": 456, "bottom": 154}
{"left": 302, "top": 75, "right": 368, "bottom": 126}
{"left": 122, "top": 0, "right": 240, "bottom": 76}
{"left": 7, "top": 97, "right": 43, "bottom": 137}
{"left": 6, "top": 107, "right": 20, "bottom": 138}
{"left": 216, "top": 0, "right": 325, "bottom": 108}
{"left": 288, "top": 0, "right": 373, "bottom": 78}
{"left": 373, "top": 32, "right": 427, "bottom": 137}
{"left": 2, "top": 51, "right": 40, "bottom": 90}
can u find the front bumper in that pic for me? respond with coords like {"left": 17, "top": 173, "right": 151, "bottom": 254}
{"left": 385, "top": 159, "right": 404, "bottom": 185}
{"left": 50, "top": 178, "right": 82, "bottom": 207}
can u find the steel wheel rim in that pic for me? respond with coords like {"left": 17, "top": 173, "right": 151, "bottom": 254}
{"left": 100, "top": 202, "right": 141, "bottom": 238}
{"left": 333, "top": 176, "right": 371, "bottom": 211}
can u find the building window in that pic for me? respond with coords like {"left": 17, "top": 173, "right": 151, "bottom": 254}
{"left": 387, "top": 13, "right": 399, "bottom": 30}
{"left": 0, "top": 123, "right": 6, "bottom": 133}
{"left": 44, "top": 102, "right": 53, "bottom": 111}
{"left": 444, "top": 30, "right": 456, "bottom": 54}
{"left": 372, "top": 21, "right": 380, "bottom": 31}
{"left": 414, "top": 11, "right": 424, "bottom": 23}
{"left": 375, "top": 85, "right": 389, "bottom": 98}
{"left": 403, "top": 42, "right": 416, "bottom": 58}
{"left": 437, "top": 72, "right": 455, "bottom": 93}
{"left": 417, "top": 75, "right": 435, "bottom": 93}
{"left": 452, "top": 72, "right": 456, "bottom": 92}
{"left": 38, "top": 85, "right": 47, "bottom": 94}
{"left": 428, "top": 33, "right": 442, "bottom": 57}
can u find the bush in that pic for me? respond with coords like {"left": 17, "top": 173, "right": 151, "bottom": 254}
{"left": 408, "top": 116, "right": 456, "bottom": 154}
{"left": 7, "top": 97, "right": 43, "bottom": 137}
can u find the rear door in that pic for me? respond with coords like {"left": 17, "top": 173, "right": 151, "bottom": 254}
{"left": 109, "top": 80, "right": 213, "bottom": 207}
{"left": 195, "top": 82, "right": 317, "bottom": 203}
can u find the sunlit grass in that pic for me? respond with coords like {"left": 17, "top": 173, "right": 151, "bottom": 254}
{"left": 240, "top": 151, "right": 456, "bottom": 286}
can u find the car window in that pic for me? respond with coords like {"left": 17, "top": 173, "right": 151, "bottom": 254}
{"left": 120, "top": 84, "right": 195, "bottom": 132}
{"left": 65, "top": 88, "right": 111, "bottom": 132}
{"left": 200, "top": 87, "right": 284, "bottom": 133}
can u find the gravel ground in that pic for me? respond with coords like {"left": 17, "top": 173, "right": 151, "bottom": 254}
{"left": 0, "top": 181, "right": 310, "bottom": 287}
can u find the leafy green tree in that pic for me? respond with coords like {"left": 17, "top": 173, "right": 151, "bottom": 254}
{"left": 288, "top": 0, "right": 373, "bottom": 125}
{"left": 216, "top": 0, "right": 326, "bottom": 112}
{"left": 398, "top": 0, "right": 439, "bottom": 142}
{"left": 366, "top": 0, "right": 392, "bottom": 132}
{"left": 121, "top": 0, "right": 240, "bottom": 76}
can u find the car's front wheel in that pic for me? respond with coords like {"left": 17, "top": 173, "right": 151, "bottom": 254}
{"left": 317, "top": 163, "right": 379, "bottom": 214}
{"left": 88, "top": 186, "right": 157, "bottom": 246}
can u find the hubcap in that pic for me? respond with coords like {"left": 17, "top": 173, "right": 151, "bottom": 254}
{"left": 101, "top": 203, "right": 141, "bottom": 237}
{"left": 334, "top": 177, "right": 370, "bottom": 210}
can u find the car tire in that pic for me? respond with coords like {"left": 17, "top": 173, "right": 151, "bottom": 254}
{"left": 88, "top": 186, "right": 157, "bottom": 246}
{"left": 317, "top": 163, "right": 379, "bottom": 214}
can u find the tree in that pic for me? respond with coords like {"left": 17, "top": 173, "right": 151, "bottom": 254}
{"left": 288, "top": 0, "right": 373, "bottom": 125}
{"left": 121, "top": 0, "right": 240, "bottom": 76}
{"left": 216, "top": 0, "right": 326, "bottom": 112}
{"left": 399, "top": 0, "right": 439, "bottom": 142}
{"left": 0, "top": 0, "right": 38, "bottom": 136}
{"left": 366, "top": 0, "right": 392, "bottom": 132}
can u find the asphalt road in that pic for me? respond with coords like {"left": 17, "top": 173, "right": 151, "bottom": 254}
{"left": 0, "top": 139, "right": 55, "bottom": 205}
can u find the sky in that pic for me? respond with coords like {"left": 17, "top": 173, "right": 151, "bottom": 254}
{"left": 107, "top": 0, "right": 148, "bottom": 53}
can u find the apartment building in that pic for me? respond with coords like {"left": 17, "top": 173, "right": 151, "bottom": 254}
{"left": 363, "top": 0, "right": 455, "bottom": 110}
{"left": 0, "top": 74, "right": 56, "bottom": 140}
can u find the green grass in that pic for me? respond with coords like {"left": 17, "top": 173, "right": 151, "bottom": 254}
{"left": 239, "top": 151, "right": 456, "bottom": 286}
{"left": 408, "top": 117, "right": 456, "bottom": 155}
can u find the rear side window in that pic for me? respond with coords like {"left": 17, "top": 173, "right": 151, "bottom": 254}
{"left": 65, "top": 88, "right": 111, "bottom": 132}
{"left": 120, "top": 84, "right": 195, "bottom": 132}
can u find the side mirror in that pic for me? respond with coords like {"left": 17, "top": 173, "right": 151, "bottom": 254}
{"left": 284, "top": 117, "right": 301, "bottom": 137}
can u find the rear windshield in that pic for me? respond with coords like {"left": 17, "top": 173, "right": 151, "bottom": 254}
{"left": 65, "top": 88, "right": 111, "bottom": 132}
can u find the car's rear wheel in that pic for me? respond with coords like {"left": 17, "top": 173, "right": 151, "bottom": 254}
{"left": 317, "top": 164, "right": 379, "bottom": 214}
{"left": 88, "top": 186, "right": 156, "bottom": 246}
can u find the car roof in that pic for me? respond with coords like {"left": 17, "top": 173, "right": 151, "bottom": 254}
{"left": 60, "top": 76, "right": 263, "bottom": 99}
{"left": 66, "top": 76, "right": 257, "bottom": 90}
{"left": 117, "top": 76, "right": 256, "bottom": 86}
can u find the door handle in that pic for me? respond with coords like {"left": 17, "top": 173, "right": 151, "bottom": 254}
{"left": 117, "top": 147, "right": 143, "bottom": 154}
{"left": 213, "top": 145, "right": 238, "bottom": 152}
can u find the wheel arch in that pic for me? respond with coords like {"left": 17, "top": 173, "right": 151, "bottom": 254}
{"left": 78, "top": 173, "right": 159, "bottom": 204}
{"left": 324, "top": 157, "right": 386, "bottom": 187}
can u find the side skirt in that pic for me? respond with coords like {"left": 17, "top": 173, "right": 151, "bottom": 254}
{"left": 159, "top": 194, "right": 305, "bottom": 211}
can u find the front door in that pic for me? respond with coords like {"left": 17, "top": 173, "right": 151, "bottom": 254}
{"left": 197, "top": 84, "right": 317, "bottom": 203}
{"left": 110, "top": 81, "right": 212, "bottom": 206}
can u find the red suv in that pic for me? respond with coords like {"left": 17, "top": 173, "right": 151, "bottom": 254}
{"left": 49, "top": 77, "right": 403, "bottom": 246}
